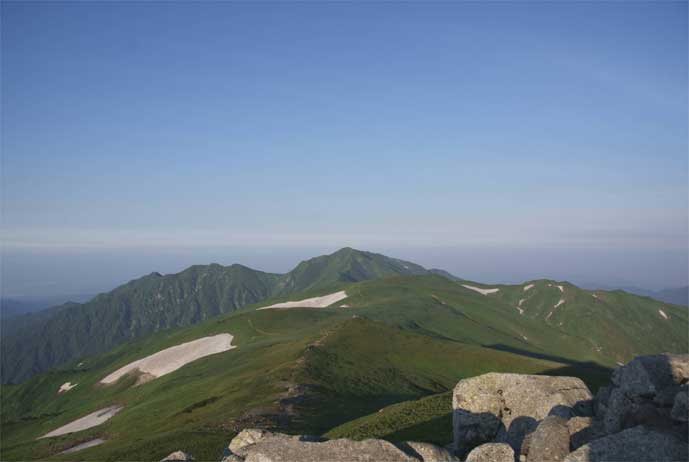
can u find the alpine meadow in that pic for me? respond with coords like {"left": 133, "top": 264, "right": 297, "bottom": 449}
{"left": 1, "top": 2, "right": 687, "bottom": 462}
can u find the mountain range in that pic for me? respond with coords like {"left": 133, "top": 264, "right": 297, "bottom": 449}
{"left": 1, "top": 248, "right": 431, "bottom": 384}
{"left": 1, "top": 248, "right": 687, "bottom": 460}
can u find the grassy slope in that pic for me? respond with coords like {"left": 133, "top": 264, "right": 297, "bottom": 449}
{"left": 2, "top": 248, "right": 433, "bottom": 385}
{"left": 323, "top": 278, "right": 688, "bottom": 446}
{"left": 1, "top": 265, "right": 281, "bottom": 384}
{"left": 488, "top": 279, "right": 688, "bottom": 363}
{"left": 2, "top": 274, "right": 686, "bottom": 460}
{"left": 1, "top": 308, "right": 339, "bottom": 461}
{"left": 324, "top": 392, "right": 454, "bottom": 445}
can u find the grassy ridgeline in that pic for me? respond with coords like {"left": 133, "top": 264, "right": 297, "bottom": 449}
{"left": 2, "top": 273, "right": 685, "bottom": 460}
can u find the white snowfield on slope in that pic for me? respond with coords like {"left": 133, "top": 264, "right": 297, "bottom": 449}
{"left": 100, "top": 333, "right": 235, "bottom": 384}
{"left": 257, "top": 291, "right": 348, "bottom": 310}
{"left": 462, "top": 284, "right": 500, "bottom": 295}
{"left": 40, "top": 406, "right": 123, "bottom": 438}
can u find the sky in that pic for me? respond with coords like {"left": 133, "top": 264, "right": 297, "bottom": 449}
{"left": 1, "top": 1, "right": 687, "bottom": 297}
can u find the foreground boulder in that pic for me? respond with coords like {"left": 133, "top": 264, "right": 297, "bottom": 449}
{"left": 563, "top": 425, "right": 688, "bottom": 462}
{"left": 672, "top": 386, "right": 688, "bottom": 422}
{"left": 452, "top": 372, "right": 592, "bottom": 456}
{"left": 224, "top": 429, "right": 453, "bottom": 461}
{"left": 227, "top": 429, "right": 320, "bottom": 458}
{"left": 526, "top": 415, "right": 570, "bottom": 462}
{"left": 465, "top": 442, "right": 514, "bottom": 462}
{"left": 160, "top": 451, "right": 194, "bottom": 462}
{"left": 597, "top": 354, "right": 689, "bottom": 435}
{"left": 400, "top": 442, "right": 457, "bottom": 462}
{"left": 567, "top": 416, "right": 604, "bottom": 450}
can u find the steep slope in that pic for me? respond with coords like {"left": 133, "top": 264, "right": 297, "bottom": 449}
{"left": 1, "top": 248, "right": 432, "bottom": 384}
{"left": 1, "top": 264, "right": 281, "bottom": 384}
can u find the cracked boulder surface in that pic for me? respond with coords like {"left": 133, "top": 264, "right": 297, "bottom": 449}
{"left": 452, "top": 373, "right": 593, "bottom": 457}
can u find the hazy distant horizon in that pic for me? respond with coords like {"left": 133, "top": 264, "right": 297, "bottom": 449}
{"left": 2, "top": 2, "right": 687, "bottom": 298}
{"left": 2, "top": 244, "right": 687, "bottom": 299}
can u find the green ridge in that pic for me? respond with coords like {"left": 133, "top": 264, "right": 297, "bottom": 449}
{"left": 1, "top": 248, "right": 431, "bottom": 384}
{"left": 2, "top": 272, "right": 685, "bottom": 460}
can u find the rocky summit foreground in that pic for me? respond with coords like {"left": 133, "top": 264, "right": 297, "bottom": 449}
{"left": 162, "top": 353, "right": 689, "bottom": 462}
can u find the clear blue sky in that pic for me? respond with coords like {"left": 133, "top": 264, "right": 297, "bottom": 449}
{"left": 2, "top": 1, "right": 687, "bottom": 296}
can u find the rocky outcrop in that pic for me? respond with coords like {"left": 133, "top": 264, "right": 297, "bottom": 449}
{"left": 222, "top": 429, "right": 453, "bottom": 462}
{"left": 160, "top": 451, "right": 194, "bottom": 462}
{"left": 465, "top": 442, "right": 514, "bottom": 462}
{"left": 452, "top": 373, "right": 592, "bottom": 457}
{"left": 400, "top": 442, "right": 458, "bottom": 462}
{"left": 563, "top": 425, "right": 688, "bottom": 462}
{"left": 178, "top": 354, "right": 689, "bottom": 462}
{"left": 596, "top": 354, "right": 689, "bottom": 435}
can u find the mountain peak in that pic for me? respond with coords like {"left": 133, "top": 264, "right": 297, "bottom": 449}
{"left": 331, "top": 247, "right": 366, "bottom": 256}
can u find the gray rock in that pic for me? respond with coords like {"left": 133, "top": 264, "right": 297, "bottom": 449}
{"left": 452, "top": 373, "right": 592, "bottom": 457}
{"left": 228, "top": 430, "right": 328, "bottom": 459}
{"left": 160, "top": 451, "right": 194, "bottom": 462}
{"left": 527, "top": 415, "right": 570, "bottom": 462}
{"left": 566, "top": 416, "right": 592, "bottom": 435}
{"left": 567, "top": 416, "right": 605, "bottom": 450}
{"left": 465, "top": 443, "right": 514, "bottom": 462}
{"left": 602, "top": 354, "right": 689, "bottom": 434}
{"left": 240, "top": 434, "right": 421, "bottom": 462}
{"left": 401, "top": 441, "right": 458, "bottom": 461}
{"left": 563, "top": 425, "right": 689, "bottom": 462}
{"left": 611, "top": 354, "right": 689, "bottom": 396}
{"left": 671, "top": 386, "right": 688, "bottom": 423}
{"left": 220, "top": 456, "right": 244, "bottom": 462}
{"left": 519, "top": 432, "right": 532, "bottom": 458}
{"left": 592, "top": 386, "right": 610, "bottom": 418}
{"left": 654, "top": 385, "right": 683, "bottom": 408}
{"left": 229, "top": 429, "right": 276, "bottom": 456}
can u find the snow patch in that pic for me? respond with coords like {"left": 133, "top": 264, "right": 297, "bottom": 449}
{"left": 658, "top": 309, "right": 669, "bottom": 320}
{"left": 462, "top": 285, "right": 500, "bottom": 295}
{"left": 523, "top": 284, "right": 535, "bottom": 291}
{"left": 258, "top": 291, "right": 348, "bottom": 310}
{"left": 59, "top": 438, "right": 106, "bottom": 454}
{"left": 100, "top": 334, "right": 235, "bottom": 385}
{"left": 515, "top": 298, "right": 526, "bottom": 315}
{"left": 58, "top": 382, "right": 77, "bottom": 393}
{"left": 548, "top": 283, "right": 564, "bottom": 292}
{"left": 40, "top": 406, "right": 123, "bottom": 438}
{"left": 546, "top": 299, "right": 565, "bottom": 321}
